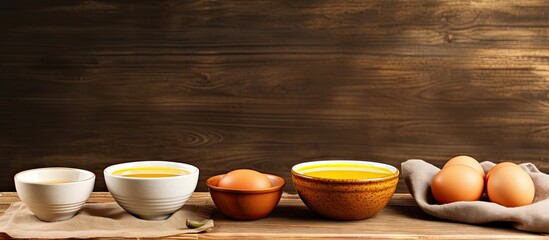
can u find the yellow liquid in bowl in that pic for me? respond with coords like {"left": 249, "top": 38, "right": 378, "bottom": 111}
{"left": 112, "top": 167, "right": 190, "bottom": 178}
{"left": 297, "top": 163, "right": 393, "bottom": 180}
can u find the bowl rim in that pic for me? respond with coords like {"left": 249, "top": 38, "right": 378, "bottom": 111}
{"left": 104, "top": 161, "right": 199, "bottom": 180}
{"left": 14, "top": 167, "right": 96, "bottom": 186}
{"left": 206, "top": 173, "right": 286, "bottom": 194}
{"left": 291, "top": 160, "right": 399, "bottom": 183}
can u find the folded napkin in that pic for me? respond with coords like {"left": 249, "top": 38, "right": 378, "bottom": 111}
{"left": 402, "top": 159, "right": 549, "bottom": 233}
{"left": 0, "top": 201, "right": 214, "bottom": 238}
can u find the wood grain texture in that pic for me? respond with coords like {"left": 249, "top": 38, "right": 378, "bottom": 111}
{"left": 0, "top": 192, "right": 546, "bottom": 239}
{"left": 0, "top": 0, "right": 548, "bottom": 192}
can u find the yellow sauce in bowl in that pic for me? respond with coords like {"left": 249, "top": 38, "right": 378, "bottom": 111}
{"left": 112, "top": 167, "right": 190, "bottom": 178}
{"left": 296, "top": 162, "right": 393, "bottom": 180}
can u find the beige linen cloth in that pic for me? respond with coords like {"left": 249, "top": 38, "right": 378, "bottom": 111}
{"left": 0, "top": 201, "right": 214, "bottom": 238}
{"left": 402, "top": 159, "right": 549, "bottom": 233}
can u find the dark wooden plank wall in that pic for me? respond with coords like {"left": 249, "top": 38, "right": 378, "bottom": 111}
{"left": 1, "top": 0, "right": 548, "bottom": 192}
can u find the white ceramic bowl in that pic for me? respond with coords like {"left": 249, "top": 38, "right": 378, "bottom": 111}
{"left": 104, "top": 161, "right": 199, "bottom": 220}
{"left": 14, "top": 167, "right": 95, "bottom": 222}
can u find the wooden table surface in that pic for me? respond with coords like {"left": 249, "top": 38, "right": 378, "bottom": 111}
{"left": 0, "top": 192, "right": 546, "bottom": 239}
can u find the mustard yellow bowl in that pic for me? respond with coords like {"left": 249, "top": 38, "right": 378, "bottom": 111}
{"left": 291, "top": 160, "right": 399, "bottom": 220}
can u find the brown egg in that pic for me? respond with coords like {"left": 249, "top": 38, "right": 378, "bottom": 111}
{"left": 431, "top": 165, "right": 484, "bottom": 204}
{"left": 487, "top": 165, "right": 535, "bottom": 207}
{"left": 443, "top": 155, "right": 485, "bottom": 177}
{"left": 218, "top": 169, "right": 272, "bottom": 190}
{"left": 485, "top": 162, "right": 520, "bottom": 182}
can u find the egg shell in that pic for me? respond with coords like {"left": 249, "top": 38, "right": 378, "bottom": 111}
{"left": 487, "top": 165, "right": 535, "bottom": 207}
{"left": 443, "top": 155, "right": 485, "bottom": 177}
{"left": 485, "top": 162, "right": 520, "bottom": 182}
{"left": 431, "top": 164, "right": 484, "bottom": 204}
{"left": 218, "top": 169, "right": 272, "bottom": 190}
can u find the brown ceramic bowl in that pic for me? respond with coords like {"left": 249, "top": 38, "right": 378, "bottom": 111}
{"left": 291, "top": 160, "right": 399, "bottom": 220}
{"left": 206, "top": 173, "right": 285, "bottom": 220}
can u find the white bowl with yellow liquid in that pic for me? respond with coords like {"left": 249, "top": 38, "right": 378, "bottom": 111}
{"left": 14, "top": 167, "right": 95, "bottom": 222}
{"left": 104, "top": 161, "right": 199, "bottom": 220}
